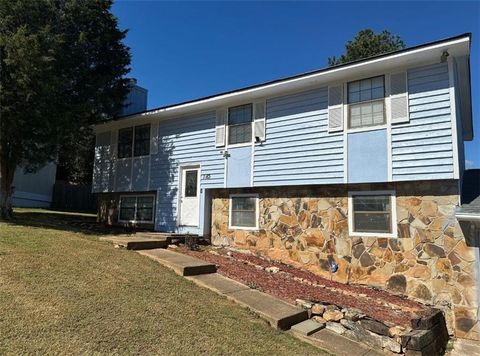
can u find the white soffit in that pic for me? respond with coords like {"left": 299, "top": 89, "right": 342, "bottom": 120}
{"left": 95, "top": 35, "right": 470, "bottom": 130}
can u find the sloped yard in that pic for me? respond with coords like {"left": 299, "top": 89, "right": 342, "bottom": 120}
{"left": 0, "top": 209, "right": 324, "bottom": 355}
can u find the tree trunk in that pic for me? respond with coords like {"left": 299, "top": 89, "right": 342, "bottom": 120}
{"left": 0, "top": 159, "right": 15, "bottom": 219}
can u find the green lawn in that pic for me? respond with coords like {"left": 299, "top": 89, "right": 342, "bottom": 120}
{"left": 0, "top": 209, "right": 325, "bottom": 355}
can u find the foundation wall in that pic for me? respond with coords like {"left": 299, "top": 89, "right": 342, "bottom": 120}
{"left": 210, "top": 180, "right": 479, "bottom": 340}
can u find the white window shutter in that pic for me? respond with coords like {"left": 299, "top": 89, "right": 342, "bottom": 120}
{"left": 328, "top": 85, "right": 344, "bottom": 132}
{"left": 150, "top": 121, "right": 159, "bottom": 155}
{"left": 253, "top": 100, "right": 266, "bottom": 142}
{"left": 110, "top": 129, "right": 117, "bottom": 159}
{"left": 215, "top": 108, "right": 227, "bottom": 147}
{"left": 390, "top": 72, "right": 409, "bottom": 124}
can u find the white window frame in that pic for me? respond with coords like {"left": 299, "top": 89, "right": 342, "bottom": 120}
{"left": 226, "top": 103, "right": 254, "bottom": 148}
{"left": 345, "top": 75, "right": 389, "bottom": 134}
{"left": 228, "top": 193, "right": 259, "bottom": 231}
{"left": 118, "top": 194, "right": 155, "bottom": 224}
{"left": 348, "top": 190, "right": 397, "bottom": 238}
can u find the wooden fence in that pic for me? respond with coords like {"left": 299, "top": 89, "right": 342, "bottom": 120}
{"left": 51, "top": 181, "right": 97, "bottom": 212}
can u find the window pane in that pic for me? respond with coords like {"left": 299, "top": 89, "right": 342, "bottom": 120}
{"left": 228, "top": 123, "right": 252, "bottom": 144}
{"left": 184, "top": 170, "right": 198, "bottom": 197}
{"left": 119, "top": 197, "right": 136, "bottom": 221}
{"left": 371, "top": 76, "right": 384, "bottom": 88}
{"left": 349, "top": 92, "right": 360, "bottom": 104}
{"left": 134, "top": 124, "right": 150, "bottom": 157}
{"left": 229, "top": 104, "right": 252, "bottom": 125}
{"left": 231, "top": 196, "right": 257, "bottom": 227}
{"left": 347, "top": 76, "right": 384, "bottom": 104}
{"left": 348, "top": 101, "right": 385, "bottom": 129}
{"left": 352, "top": 195, "right": 391, "bottom": 233}
{"left": 360, "top": 89, "right": 372, "bottom": 101}
{"left": 372, "top": 87, "right": 384, "bottom": 100}
{"left": 137, "top": 196, "right": 154, "bottom": 208}
{"left": 354, "top": 212, "right": 391, "bottom": 233}
{"left": 360, "top": 78, "right": 372, "bottom": 91}
{"left": 118, "top": 127, "right": 133, "bottom": 158}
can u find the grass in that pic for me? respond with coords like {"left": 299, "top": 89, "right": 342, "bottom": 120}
{"left": 0, "top": 209, "right": 326, "bottom": 355}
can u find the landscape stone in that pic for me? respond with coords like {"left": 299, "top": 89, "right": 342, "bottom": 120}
{"left": 344, "top": 308, "right": 364, "bottom": 321}
{"left": 265, "top": 266, "right": 280, "bottom": 273}
{"left": 382, "top": 336, "right": 402, "bottom": 353}
{"left": 312, "top": 316, "right": 326, "bottom": 324}
{"left": 326, "top": 321, "right": 347, "bottom": 335}
{"left": 311, "top": 303, "right": 325, "bottom": 315}
{"left": 323, "top": 310, "right": 344, "bottom": 322}
{"left": 360, "top": 319, "right": 390, "bottom": 336}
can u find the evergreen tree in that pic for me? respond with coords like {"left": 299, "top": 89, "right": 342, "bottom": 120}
{"left": 329, "top": 29, "right": 406, "bottom": 66}
{"left": 0, "top": 0, "right": 131, "bottom": 217}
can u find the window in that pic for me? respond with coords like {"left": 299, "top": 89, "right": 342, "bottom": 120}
{"left": 184, "top": 170, "right": 198, "bottom": 197}
{"left": 228, "top": 104, "right": 252, "bottom": 145}
{"left": 229, "top": 194, "right": 258, "bottom": 229}
{"left": 119, "top": 195, "right": 155, "bottom": 223}
{"left": 134, "top": 124, "right": 150, "bottom": 156}
{"left": 348, "top": 76, "right": 385, "bottom": 129}
{"left": 118, "top": 127, "right": 133, "bottom": 158}
{"left": 348, "top": 191, "right": 396, "bottom": 237}
{"left": 117, "top": 124, "right": 150, "bottom": 158}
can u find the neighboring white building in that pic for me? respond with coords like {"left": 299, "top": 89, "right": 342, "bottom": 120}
{"left": 12, "top": 162, "right": 57, "bottom": 208}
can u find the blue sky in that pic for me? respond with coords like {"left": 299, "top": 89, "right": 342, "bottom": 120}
{"left": 112, "top": 0, "right": 479, "bottom": 168}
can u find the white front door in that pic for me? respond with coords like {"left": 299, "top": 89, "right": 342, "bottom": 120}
{"left": 179, "top": 167, "right": 200, "bottom": 226}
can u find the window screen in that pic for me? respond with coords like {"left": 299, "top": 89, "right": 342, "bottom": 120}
{"left": 119, "top": 196, "right": 136, "bottom": 221}
{"left": 134, "top": 124, "right": 150, "bottom": 156}
{"left": 231, "top": 196, "right": 257, "bottom": 228}
{"left": 118, "top": 127, "right": 133, "bottom": 158}
{"left": 347, "top": 76, "right": 385, "bottom": 129}
{"left": 352, "top": 194, "right": 392, "bottom": 234}
{"left": 228, "top": 104, "right": 252, "bottom": 145}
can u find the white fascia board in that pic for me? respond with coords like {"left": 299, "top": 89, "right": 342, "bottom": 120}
{"left": 95, "top": 36, "right": 470, "bottom": 131}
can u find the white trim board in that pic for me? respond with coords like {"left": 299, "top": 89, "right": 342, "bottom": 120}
{"left": 94, "top": 36, "right": 470, "bottom": 131}
{"left": 228, "top": 193, "right": 260, "bottom": 231}
{"left": 348, "top": 190, "right": 398, "bottom": 239}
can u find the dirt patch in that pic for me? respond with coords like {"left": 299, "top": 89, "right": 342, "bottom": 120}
{"left": 180, "top": 247, "right": 432, "bottom": 328}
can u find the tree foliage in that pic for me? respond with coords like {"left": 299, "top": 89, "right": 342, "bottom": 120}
{"left": 328, "top": 29, "right": 406, "bottom": 66}
{"left": 0, "top": 0, "right": 130, "bottom": 216}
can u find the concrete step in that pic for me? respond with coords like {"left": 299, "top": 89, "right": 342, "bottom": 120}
{"left": 137, "top": 249, "right": 216, "bottom": 276}
{"left": 187, "top": 273, "right": 308, "bottom": 330}
{"left": 100, "top": 235, "right": 168, "bottom": 250}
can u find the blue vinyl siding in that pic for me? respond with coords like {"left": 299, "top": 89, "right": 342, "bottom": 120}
{"left": 150, "top": 111, "right": 224, "bottom": 232}
{"left": 391, "top": 63, "right": 454, "bottom": 181}
{"left": 254, "top": 87, "right": 344, "bottom": 186}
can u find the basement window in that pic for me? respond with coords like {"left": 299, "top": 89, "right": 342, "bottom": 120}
{"left": 229, "top": 194, "right": 259, "bottom": 230}
{"left": 119, "top": 195, "right": 155, "bottom": 223}
{"left": 348, "top": 191, "right": 397, "bottom": 238}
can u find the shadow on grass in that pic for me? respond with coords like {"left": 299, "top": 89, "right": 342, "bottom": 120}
{"left": 4, "top": 209, "right": 127, "bottom": 236}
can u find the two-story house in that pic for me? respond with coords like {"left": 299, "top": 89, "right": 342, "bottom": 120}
{"left": 93, "top": 34, "right": 478, "bottom": 340}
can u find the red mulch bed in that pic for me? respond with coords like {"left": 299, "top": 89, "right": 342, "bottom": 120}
{"left": 181, "top": 248, "right": 432, "bottom": 328}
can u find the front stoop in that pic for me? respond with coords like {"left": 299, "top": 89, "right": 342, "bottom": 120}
{"left": 137, "top": 249, "right": 217, "bottom": 276}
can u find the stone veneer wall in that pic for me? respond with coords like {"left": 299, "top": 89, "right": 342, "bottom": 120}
{"left": 210, "top": 180, "right": 479, "bottom": 340}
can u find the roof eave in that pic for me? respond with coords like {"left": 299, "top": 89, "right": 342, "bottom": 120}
{"left": 94, "top": 33, "right": 471, "bottom": 130}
